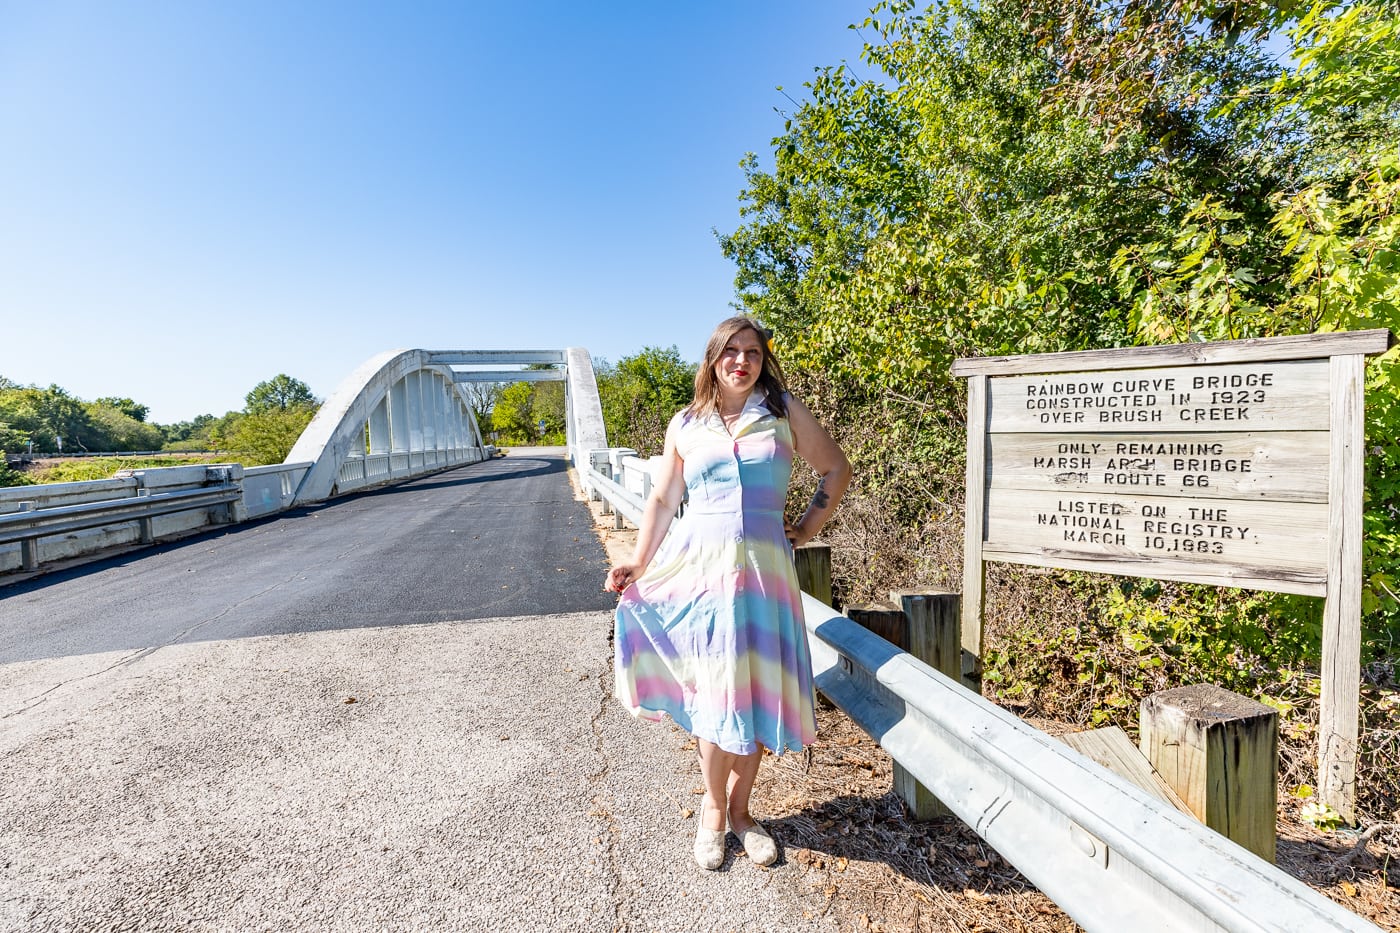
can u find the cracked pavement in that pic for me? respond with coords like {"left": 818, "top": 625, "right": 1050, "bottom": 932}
{"left": 0, "top": 452, "right": 839, "bottom": 932}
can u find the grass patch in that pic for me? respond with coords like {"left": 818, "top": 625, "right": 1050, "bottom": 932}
{"left": 22, "top": 455, "right": 233, "bottom": 485}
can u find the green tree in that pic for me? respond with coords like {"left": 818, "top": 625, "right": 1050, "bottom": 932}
{"left": 490, "top": 382, "right": 538, "bottom": 443}
{"left": 0, "top": 415, "right": 32, "bottom": 487}
{"left": 223, "top": 407, "right": 317, "bottom": 464}
{"left": 458, "top": 383, "right": 503, "bottom": 436}
{"left": 0, "top": 454, "right": 32, "bottom": 488}
{"left": 245, "top": 374, "right": 317, "bottom": 413}
{"left": 94, "top": 397, "right": 150, "bottom": 422}
{"left": 596, "top": 346, "right": 697, "bottom": 455}
{"left": 204, "top": 411, "right": 246, "bottom": 451}
{"left": 158, "top": 413, "right": 216, "bottom": 447}
{"left": 0, "top": 423, "right": 29, "bottom": 453}
{"left": 84, "top": 403, "right": 164, "bottom": 451}
{"left": 532, "top": 380, "right": 567, "bottom": 443}
{"left": 210, "top": 375, "right": 321, "bottom": 463}
{"left": 0, "top": 385, "right": 97, "bottom": 452}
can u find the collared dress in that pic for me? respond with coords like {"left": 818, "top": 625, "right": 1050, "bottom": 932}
{"left": 613, "top": 390, "right": 818, "bottom": 755}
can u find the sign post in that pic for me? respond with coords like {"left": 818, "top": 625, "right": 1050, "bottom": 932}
{"left": 952, "top": 330, "right": 1393, "bottom": 824}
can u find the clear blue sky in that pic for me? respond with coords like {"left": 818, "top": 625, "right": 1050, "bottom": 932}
{"left": 0, "top": 1, "right": 875, "bottom": 424}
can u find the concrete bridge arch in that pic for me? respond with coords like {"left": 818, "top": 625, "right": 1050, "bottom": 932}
{"left": 286, "top": 348, "right": 606, "bottom": 504}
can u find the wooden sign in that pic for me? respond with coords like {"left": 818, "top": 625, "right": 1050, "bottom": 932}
{"left": 952, "top": 330, "right": 1394, "bottom": 825}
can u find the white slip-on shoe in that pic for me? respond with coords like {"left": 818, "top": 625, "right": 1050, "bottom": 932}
{"left": 694, "top": 799, "right": 726, "bottom": 870}
{"left": 735, "top": 820, "right": 778, "bottom": 867}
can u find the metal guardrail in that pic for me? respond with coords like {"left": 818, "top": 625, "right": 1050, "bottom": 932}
{"left": 586, "top": 463, "right": 646, "bottom": 526}
{"left": 0, "top": 484, "right": 242, "bottom": 572}
{"left": 580, "top": 449, "right": 658, "bottom": 529}
{"left": 4, "top": 450, "right": 214, "bottom": 460}
{"left": 800, "top": 594, "right": 1378, "bottom": 933}
{"left": 0, "top": 446, "right": 499, "bottom": 575}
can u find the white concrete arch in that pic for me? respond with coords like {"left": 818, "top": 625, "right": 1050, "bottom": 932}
{"left": 285, "top": 347, "right": 609, "bottom": 504}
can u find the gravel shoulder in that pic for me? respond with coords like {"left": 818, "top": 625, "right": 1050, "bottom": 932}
{"left": 0, "top": 610, "right": 840, "bottom": 932}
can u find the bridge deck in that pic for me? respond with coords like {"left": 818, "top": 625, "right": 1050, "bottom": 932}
{"left": 0, "top": 452, "right": 839, "bottom": 931}
{"left": 0, "top": 450, "right": 615, "bottom": 664}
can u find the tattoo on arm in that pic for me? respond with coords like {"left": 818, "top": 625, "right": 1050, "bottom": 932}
{"left": 811, "top": 478, "right": 830, "bottom": 510}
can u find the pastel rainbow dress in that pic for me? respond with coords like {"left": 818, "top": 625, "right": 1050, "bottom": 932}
{"left": 613, "top": 390, "right": 817, "bottom": 755}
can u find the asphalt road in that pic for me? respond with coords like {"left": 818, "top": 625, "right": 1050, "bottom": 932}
{"left": 0, "top": 450, "right": 617, "bottom": 665}
{"left": 0, "top": 451, "right": 841, "bottom": 932}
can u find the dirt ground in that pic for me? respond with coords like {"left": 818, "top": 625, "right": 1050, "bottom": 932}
{"left": 570, "top": 467, "right": 1398, "bottom": 932}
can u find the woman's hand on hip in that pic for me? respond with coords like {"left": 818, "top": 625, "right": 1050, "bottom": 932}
{"left": 785, "top": 519, "right": 812, "bottom": 548}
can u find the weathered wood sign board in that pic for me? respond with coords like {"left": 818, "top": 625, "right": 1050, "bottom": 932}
{"left": 952, "top": 330, "right": 1394, "bottom": 824}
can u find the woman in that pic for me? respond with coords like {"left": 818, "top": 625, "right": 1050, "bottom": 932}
{"left": 604, "top": 316, "right": 851, "bottom": 870}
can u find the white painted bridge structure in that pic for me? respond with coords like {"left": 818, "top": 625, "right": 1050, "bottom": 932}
{"left": 284, "top": 347, "right": 606, "bottom": 504}
{"left": 0, "top": 347, "right": 1379, "bottom": 933}
{"left": 0, "top": 347, "right": 608, "bottom": 572}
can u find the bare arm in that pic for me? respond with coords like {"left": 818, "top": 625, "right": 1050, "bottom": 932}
{"left": 785, "top": 396, "right": 851, "bottom": 548}
{"left": 604, "top": 418, "right": 687, "bottom": 593}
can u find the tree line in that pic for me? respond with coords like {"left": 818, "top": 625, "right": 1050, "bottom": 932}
{"left": 0, "top": 374, "right": 320, "bottom": 479}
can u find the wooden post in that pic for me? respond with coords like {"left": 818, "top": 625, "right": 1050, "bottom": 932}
{"left": 891, "top": 589, "right": 961, "bottom": 685}
{"left": 960, "top": 374, "right": 988, "bottom": 694}
{"left": 1140, "top": 684, "right": 1278, "bottom": 862}
{"left": 1060, "top": 726, "right": 1192, "bottom": 815}
{"left": 890, "top": 589, "right": 962, "bottom": 819}
{"left": 845, "top": 603, "right": 906, "bottom": 648}
{"left": 847, "top": 600, "right": 953, "bottom": 821}
{"left": 844, "top": 602, "right": 907, "bottom": 725}
{"left": 793, "top": 542, "right": 832, "bottom": 607}
{"left": 1321, "top": 353, "right": 1364, "bottom": 824}
{"left": 794, "top": 542, "right": 835, "bottom": 709}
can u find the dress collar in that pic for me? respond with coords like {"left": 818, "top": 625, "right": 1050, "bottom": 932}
{"left": 706, "top": 389, "right": 772, "bottom": 437}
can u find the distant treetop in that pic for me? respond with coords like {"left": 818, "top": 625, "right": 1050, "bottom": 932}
{"left": 245, "top": 375, "right": 318, "bottom": 413}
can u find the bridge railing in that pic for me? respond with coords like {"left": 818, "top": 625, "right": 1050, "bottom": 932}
{"left": 244, "top": 462, "right": 315, "bottom": 519}
{"left": 580, "top": 448, "right": 669, "bottom": 529}
{"left": 0, "top": 462, "right": 326, "bottom": 573}
{"left": 0, "top": 465, "right": 246, "bottom": 573}
{"left": 799, "top": 588, "right": 1374, "bottom": 932}
{"left": 331, "top": 446, "right": 487, "bottom": 497}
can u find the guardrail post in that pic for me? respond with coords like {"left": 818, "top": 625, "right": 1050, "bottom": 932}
{"left": 136, "top": 489, "right": 154, "bottom": 543}
{"left": 847, "top": 598, "right": 957, "bottom": 820}
{"left": 846, "top": 603, "right": 905, "bottom": 644}
{"left": 609, "top": 454, "right": 625, "bottom": 529}
{"left": 608, "top": 449, "right": 637, "bottom": 530}
{"left": 17, "top": 502, "right": 38, "bottom": 571}
{"left": 607, "top": 452, "right": 622, "bottom": 528}
{"left": 1140, "top": 684, "right": 1278, "bottom": 862}
{"left": 793, "top": 542, "right": 832, "bottom": 606}
{"left": 206, "top": 465, "right": 246, "bottom": 524}
{"left": 890, "top": 589, "right": 961, "bottom": 818}
{"left": 847, "top": 603, "right": 917, "bottom": 816}
{"left": 587, "top": 450, "right": 610, "bottom": 503}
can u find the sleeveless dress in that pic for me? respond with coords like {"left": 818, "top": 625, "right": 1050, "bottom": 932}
{"left": 613, "top": 390, "right": 818, "bottom": 756}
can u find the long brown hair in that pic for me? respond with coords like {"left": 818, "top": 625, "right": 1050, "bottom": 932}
{"left": 686, "top": 316, "right": 789, "bottom": 419}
